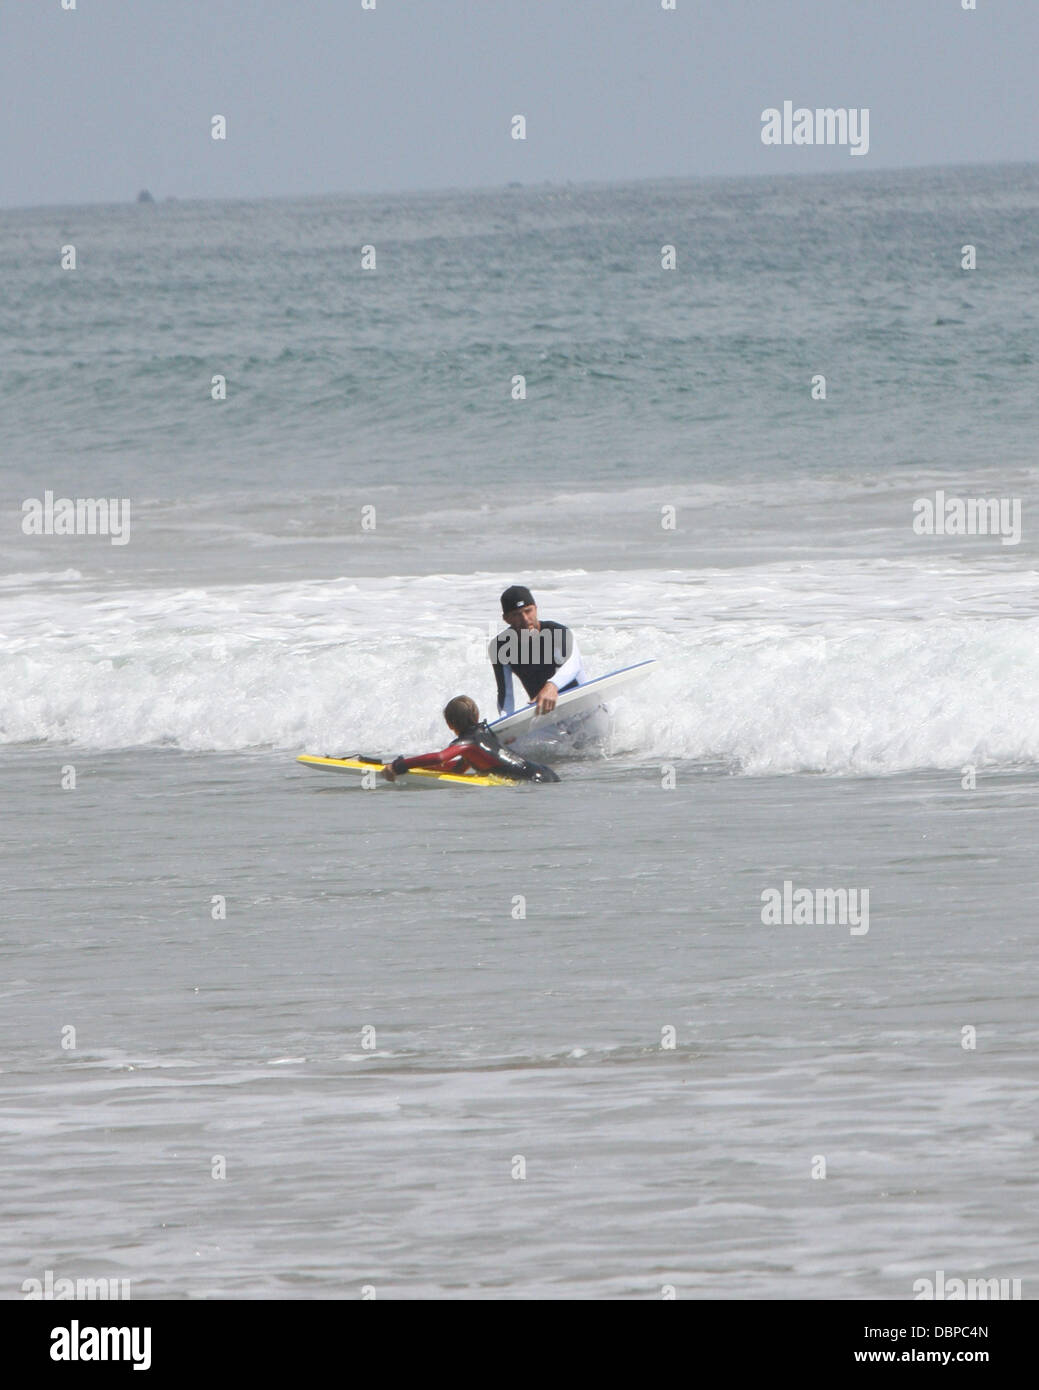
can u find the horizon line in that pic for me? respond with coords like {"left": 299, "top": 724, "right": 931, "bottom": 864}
{"left": 1, "top": 156, "right": 1036, "bottom": 218}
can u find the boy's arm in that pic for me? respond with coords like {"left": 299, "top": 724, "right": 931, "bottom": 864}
{"left": 389, "top": 747, "right": 466, "bottom": 775}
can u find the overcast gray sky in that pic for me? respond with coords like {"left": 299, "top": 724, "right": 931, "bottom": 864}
{"left": 1, "top": 0, "right": 1035, "bottom": 208}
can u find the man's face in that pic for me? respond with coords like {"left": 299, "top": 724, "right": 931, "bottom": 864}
{"left": 505, "top": 603, "right": 538, "bottom": 632}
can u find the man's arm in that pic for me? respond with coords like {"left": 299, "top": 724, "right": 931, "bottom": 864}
{"left": 489, "top": 635, "right": 515, "bottom": 715}
{"left": 550, "top": 628, "right": 584, "bottom": 692}
{"left": 532, "top": 627, "right": 584, "bottom": 714}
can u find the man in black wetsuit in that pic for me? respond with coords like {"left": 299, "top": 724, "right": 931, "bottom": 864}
{"left": 489, "top": 585, "right": 586, "bottom": 716}
{"left": 380, "top": 696, "right": 560, "bottom": 783}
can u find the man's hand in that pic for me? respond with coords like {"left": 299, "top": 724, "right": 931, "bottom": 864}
{"left": 380, "top": 765, "right": 397, "bottom": 781}
{"left": 534, "top": 681, "right": 558, "bottom": 715}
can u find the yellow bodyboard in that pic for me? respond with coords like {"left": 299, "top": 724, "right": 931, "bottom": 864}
{"left": 297, "top": 755, "right": 509, "bottom": 787}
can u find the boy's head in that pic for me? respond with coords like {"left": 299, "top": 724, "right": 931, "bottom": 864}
{"left": 443, "top": 695, "right": 479, "bottom": 734}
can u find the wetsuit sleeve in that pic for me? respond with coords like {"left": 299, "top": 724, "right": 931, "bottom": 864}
{"left": 392, "top": 748, "right": 467, "bottom": 774}
{"left": 548, "top": 629, "right": 583, "bottom": 691}
{"left": 489, "top": 635, "right": 514, "bottom": 714}
{"left": 500, "top": 664, "right": 515, "bottom": 714}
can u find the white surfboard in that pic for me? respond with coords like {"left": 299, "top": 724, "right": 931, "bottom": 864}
{"left": 488, "top": 659, "right": 657, "bottom": 742}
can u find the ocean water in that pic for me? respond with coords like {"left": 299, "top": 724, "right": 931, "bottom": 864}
{"left": 2, "top": 166, "right": 1038, "bottom": 1299}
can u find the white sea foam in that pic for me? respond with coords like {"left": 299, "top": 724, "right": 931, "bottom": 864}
{"left": 2, "top": 561, "right": 1037, "bottom": 774}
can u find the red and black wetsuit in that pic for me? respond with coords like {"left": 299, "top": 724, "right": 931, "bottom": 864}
{"left": 390, "top": 721, "right": 560, "bottom": 783}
